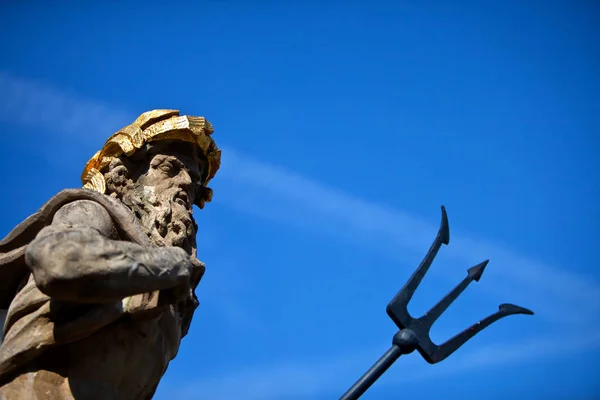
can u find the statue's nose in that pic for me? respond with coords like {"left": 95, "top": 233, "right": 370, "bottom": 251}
{"left": 176, "top": 169, "right": 193, "bottom": 188}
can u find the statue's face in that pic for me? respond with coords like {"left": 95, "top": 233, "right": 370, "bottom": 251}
{"left": 105, "top": 140, "right": 207, "bottom": 254}
{"left": 141, "top": 142, "right": 205, "bottom": 212}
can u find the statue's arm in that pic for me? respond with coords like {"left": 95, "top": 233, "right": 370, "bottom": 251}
{"left": 25, "top": 200, "right": 198, "bottom": 304}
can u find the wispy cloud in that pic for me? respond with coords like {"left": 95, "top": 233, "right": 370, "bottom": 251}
{"left": 1, "top": 70, "right": 598, "bottom": 398}
{"left": 0, "top": 71, "right": 131, "bottom": 143}
{"left": 215, "top": 149, "right": 600, "bottom": 323}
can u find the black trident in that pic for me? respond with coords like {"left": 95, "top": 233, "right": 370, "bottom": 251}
{"left": 340, "top": 206, "right": 534, "bottom": 400}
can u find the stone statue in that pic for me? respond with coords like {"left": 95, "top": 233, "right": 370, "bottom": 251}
{"left": 0, "top": 110, "right": 221, "bottom": 399}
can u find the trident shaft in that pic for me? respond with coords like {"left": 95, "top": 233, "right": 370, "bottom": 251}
{"left": 340, "top": 206, "right": 533, "bottom": 400}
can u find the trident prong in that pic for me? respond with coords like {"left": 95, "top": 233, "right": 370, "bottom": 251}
{"left": 386, "top": 205, "right": 450, "bottom": 329}
{"left": 420, "top": 260, "right": 489, "bottom": 326}
{"left": 339, "top": 206, "right": 534, "bottom": 400}
{"left": 427, "top": 303, "right": 534, "bottom": 363}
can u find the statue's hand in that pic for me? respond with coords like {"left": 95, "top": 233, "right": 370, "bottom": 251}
{"left": 189, "top": 257, "right": 206, "bottom": 288}
{"left": 158, "top": 248, "right": 205, "bottom": 304}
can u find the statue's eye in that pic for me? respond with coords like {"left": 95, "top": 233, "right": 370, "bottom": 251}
{"left": 114, "top": 166, "right": 127, "bottom": 177}
{"left": 159, "top": 162, "right": 176, "bottom": 175}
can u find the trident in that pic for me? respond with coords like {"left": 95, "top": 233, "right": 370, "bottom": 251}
{"left": 340, "top": 206, "right": 534, "bottom": 400}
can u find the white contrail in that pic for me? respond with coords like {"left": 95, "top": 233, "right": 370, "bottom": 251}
{"left": 216, "top": 149, "right": 599, "bottom": 321}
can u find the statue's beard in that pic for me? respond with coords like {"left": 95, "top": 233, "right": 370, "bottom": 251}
{"left": 120, "top": 185, "right": 197, "bottom": 255}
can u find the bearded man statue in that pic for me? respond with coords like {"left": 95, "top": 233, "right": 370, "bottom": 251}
{"left": 0, "top": 109, "right": 221, "bottom": 399}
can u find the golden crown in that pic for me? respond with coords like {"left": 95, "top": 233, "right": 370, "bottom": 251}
{"left": 81, "top": 109, "right": 221, "bottom": 208}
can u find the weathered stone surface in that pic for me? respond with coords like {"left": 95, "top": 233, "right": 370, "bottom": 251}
{"left": 0, "top": 111, "right": 220, "bottom": 399}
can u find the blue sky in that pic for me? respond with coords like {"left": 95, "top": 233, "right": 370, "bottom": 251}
{"left": 1, "top": 1, "right": 599, "bottom": 399}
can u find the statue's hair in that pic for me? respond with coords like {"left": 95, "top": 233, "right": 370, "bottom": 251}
{"left": 81, "top": 110, "right": 220, "bottom": 208}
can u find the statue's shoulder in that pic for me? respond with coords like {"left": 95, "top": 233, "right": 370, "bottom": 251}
{"left": 52, "top": 198, "right": 119, "bottom": 239}
{"left": 52, "top": 189, "right": 152, "bottom": 247}
{"left": 0, "top": 189, "right": 118, "bottom": 308}
{"left": 1, "top": 189, "right": 119, "bottom": 249}
{"left": 49, "top": 189, "right": 134, "bottom": 220}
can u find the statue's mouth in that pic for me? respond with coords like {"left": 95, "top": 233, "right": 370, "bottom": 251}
{"left": 174, "top": 190, "right": 191, "bottom": 211}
